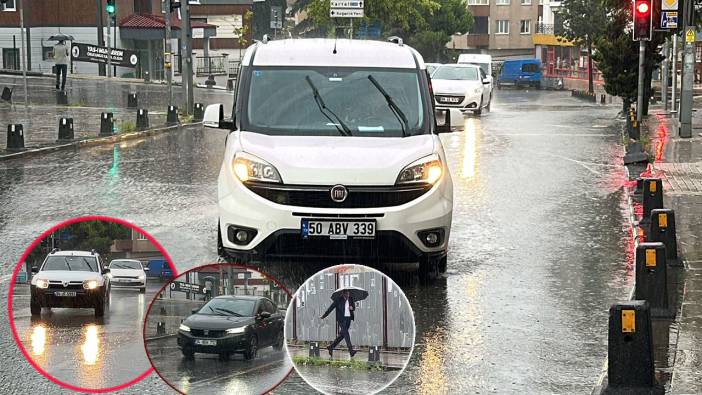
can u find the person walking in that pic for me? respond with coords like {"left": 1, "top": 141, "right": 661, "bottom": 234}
{"left": 53, "top": 40, "right": 69, "bottom": 91}
{"left": 204, "top": 279, "right": 213, "bottom": 301}
{"left": 320, "top": 290, "right": 357, "bottom": 358}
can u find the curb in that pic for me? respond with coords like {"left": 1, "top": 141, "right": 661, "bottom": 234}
{"left": 145, "top": 333, "right": 178, "bottom": 342}
{"left": 0, "top": 122, "right": 202, "bottom": 161}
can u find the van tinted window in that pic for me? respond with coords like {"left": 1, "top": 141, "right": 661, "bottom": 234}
{"left": 522, "top": 64, "right": 540, "bottom": 73}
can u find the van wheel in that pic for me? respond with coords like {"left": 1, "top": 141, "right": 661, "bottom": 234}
{"left": 139, "top": 287, "right": 146, "bottom": 294}
{"left": 30, "top": 298, "right": 41, "bottom": 315}
{"left": 244, "top": 336, "right": 258, "bottom": 360}
{"left": 439, "top": 256, "right": 448, "bottom": 273}
{"left": 182, "top": 347, "right": 195, "bottom": 359}
{"left": 94, "top": 297, "right": 105, "bottom": 317}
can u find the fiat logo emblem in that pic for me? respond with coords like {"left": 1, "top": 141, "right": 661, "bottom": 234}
{"left": 330, "top": 185, "right": 348, "bottom": 203}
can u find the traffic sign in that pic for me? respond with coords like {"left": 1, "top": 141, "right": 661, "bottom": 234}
{"left": 661, "top": 0, "right": 677, "bottom": 11}
{"left": 685, "top": 28, "right": 695, "bottom": 43}
{"left": 330, "top": 8, "right": 364, "bottom": 18}
{"left": 330, "top": 0, "right": 364, "bottom": 8}
{"left": 661, "top": 11, "right": 678, "bottom": 29}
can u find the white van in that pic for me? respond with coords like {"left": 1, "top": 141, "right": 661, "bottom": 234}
{"left": 457, "top": 54, "right": 493, "bottom": 79}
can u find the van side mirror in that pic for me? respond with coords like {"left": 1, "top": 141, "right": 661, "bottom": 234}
{"left": 31, "top": 266, "right": 39, "bottom": 274}
{"left": 191, "top": 307, "right": 200, "bottom": 314}
{"left": 203, "top": 104, "right": 235, "bottom": 130}
{"left": 435, "top": 109, "right": 453, "bottom": 134}
{"left": 482, "top": 78, "right": 490, "bottom": 85}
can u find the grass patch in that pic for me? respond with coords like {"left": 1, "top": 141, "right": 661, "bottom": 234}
{"left": 67, "top": 99, "right": 89, "bottom": 108}
{"left": 292, "top": 355, "right": 382, "bottom": 371}
{"left": 119, "top": 120, "right": 137, "bottom": 133}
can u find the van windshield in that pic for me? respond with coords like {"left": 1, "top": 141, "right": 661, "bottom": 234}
{"left": 244, "top": 67, "right": 428, "bottom": 137}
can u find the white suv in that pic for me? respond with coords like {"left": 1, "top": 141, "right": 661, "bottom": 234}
{"left": 205, "top": 38, "right": 455, "bottom": 280}
{"left": 30, "top": 250, "right": 111, "bottom": 317}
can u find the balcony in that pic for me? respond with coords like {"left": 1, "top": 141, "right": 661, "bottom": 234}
{"left": 536, "top": 23, "right": 554, "bottom": 34}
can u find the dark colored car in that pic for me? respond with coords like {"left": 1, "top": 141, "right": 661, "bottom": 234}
{"left": 177, "top": 295, "right": 284, "bottom": 360}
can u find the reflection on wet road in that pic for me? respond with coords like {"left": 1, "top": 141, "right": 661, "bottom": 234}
{"left": 0, "top": 90, "right": 634, "bottom": 393}
{"left": 11, "top": 282, "right": 164, "bottom": 389}
{"left": 147, "top": 337, "right": 291, "bottom": 394}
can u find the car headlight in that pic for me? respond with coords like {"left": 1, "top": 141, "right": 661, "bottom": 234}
{"left": 138, "top": 274, "right": 145, "bottom": 280}
{"left": 396, "top": 155, "right": 443, "bottom": 185}
{"left": 35, "top": 279, "right": 49, "bottom": 289}
{"left": 226, "top": 326, "right": 246, "bottom": 334}
{"left": 473, "top": 87, "right": 483, "bottom": 94}
{"left": 83, "top": 280, "right": 98, "bottom": 290}
{"left": 232, "top": 152, "right": 282, "bottom": 183}
{"left": 179, "top": 324, "right": 191, "bottom": 332}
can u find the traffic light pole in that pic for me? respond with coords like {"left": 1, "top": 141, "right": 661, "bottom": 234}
{"left": 661, "top": 39, "right": 669, "bottom": 112}
{"left": 182, "top": 0, "right": 194, "bottom": 115}
{"left": 165, "top": 1, "right": 173, "bottom": 106}
{"left": 106, "top": 16, "right": 112, "bottom": 79}
{"left": 637, "top": 40, "right": 645, "bottom": 122}
{"left": 18, "top": 0, "right": 27, "bottom": 105}
{"left": 671, "top": 34, "right": 678, "bottom": 112}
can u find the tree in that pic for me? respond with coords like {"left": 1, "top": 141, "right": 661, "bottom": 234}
{"left": 557, "top": 0, "right": 608, "bottom": 93}
{"left": 409, "top": 0, "right": 473, "bottom": 62}
{"left": 234, "top": 10, "right": 254, "bottom": 59}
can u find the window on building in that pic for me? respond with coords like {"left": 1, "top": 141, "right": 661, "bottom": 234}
{"left": 470, "top": 16, "right": 489, "bottom": 34}
{"left": 520, "top": 20, "right": 531, "bottom": 34}
{"left": 496, "top": 0, "right": 510, "bottom": 4}
{"left": 467, "top": 0, "right": 489, "bottom": 4}
{"left": 134, "top": 230, "right": 148, "bottom": 240}
{"left": 1, "top": 0, "right": 16, "bottom": 11}
{"left": 496, "top": 20, "right": 509, "bottom": 34}
{"left": 521, "top": 0, "right": 532, "bottom": 4}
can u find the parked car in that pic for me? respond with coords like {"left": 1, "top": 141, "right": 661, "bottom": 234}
{"left": 177, "top": 296, "right": 284, "bottom": 360}
{"left": 425, "top": 62, "right": 442, "bottom": 76}
{"left": 30, "top": 250, "right": 111, "bottom": 317}
{"left": 108, "top": 259, "right": 148, "bottom": 293}
{"left": 497, "top": 59, "right": 542, "bottom": 89}
{"left": 203, "top": 38, "right": 455, "bottom": 280}
{"left": 432, "top": 64, "right": 492, "bottom": 115}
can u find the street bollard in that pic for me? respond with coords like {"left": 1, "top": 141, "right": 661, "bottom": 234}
{"left": 194, "top": 103, "right": 204, "bottom": 122}
{"left": 623, "top": 142, "right": 649, "bottom": 165}
{"left": 368, "top": 345, "right": 381, "bottom": 362}
{"left": 156, "top": 322, "right": 166, "bottom": 336}
{"left": 601, "top": 94, "right": 606, "bottom": 104}
{"left": 167, "top": 105, "right": 179, "bottom": 126}
{"left": 649, "top": 209, "right": 679, "bottom": 266}
{"left": 100, "top": 112, "right": 114, "bottom": 136}
{"left": 6, "top": 124, "right": 26, "bottom": 151}
{"left": 56, "top": 91, "right": 68, "bottom": 105}
{"left": 136, "top": 109, "right": 150, "bottom": 131}
{"left": 635, "top": 242, "right": 672, "bottom": 317}
{"left": 606, "top": 301, "right": 660, "bottom": 391}
{"left": 1, "top": 86, "right": 12, "bottom": 102}
{"left": 227, "top": 78, "right": 235, "bottom": 91}
{"left": 57, "top": 118, "right": 74, "bottom": 142}
{"left": 641, "top": 178, "right": 663, "bottom": 225}
{"left": 308, "top": 342, "right": 320, "bottom": 357}
{"left": 629, "top": 119, "right": 640, "bottom": 140}
{"left": 127, "top": 93, "right": 138, "bottom": 109}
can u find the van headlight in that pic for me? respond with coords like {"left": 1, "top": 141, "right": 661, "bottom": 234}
{"left": 83, "top": 280, "right": 99, "bottom": 290}
{"left": 179, "top": 324, "right": 191, "bottom": 332}
{"left": 35, "top": 279, "right": 49, "bottom": 289}
{"left": 226, "top": 326, "right": 246, "bottom": 334}
{"left": 396, "top": 155, "right": 443, "bottom": 185}
{"left": 138, "top": 274, "right": 145, "bottom": 280}
{"left": 232, "top": 152, "right": 282, "bottom": 183}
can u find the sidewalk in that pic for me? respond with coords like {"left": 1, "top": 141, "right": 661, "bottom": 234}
{"left": 286, "top": 344, "right": 409, "bottom": 370}
{"left": 641, "top": 106, "right": 702, "bottom": 393}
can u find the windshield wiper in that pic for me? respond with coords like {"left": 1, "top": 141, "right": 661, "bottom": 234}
{"left": 214, "top": 307, "right": 242, "bottom": 317}
{"left": 305, "top": 76, "right": 353, "bottom": 137}
{"left": 367, "top": 74, "right": 409, "bottom": 137}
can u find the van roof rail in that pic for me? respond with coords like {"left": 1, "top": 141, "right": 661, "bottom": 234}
{"left": 387, "top": 36, "right": 404, "bottom": 46}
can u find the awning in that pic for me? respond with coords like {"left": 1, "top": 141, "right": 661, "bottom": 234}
{"left": 119, "top": 13, "right": 217, "bottom": 41}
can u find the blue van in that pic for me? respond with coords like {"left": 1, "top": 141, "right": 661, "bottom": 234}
{"left": 497, "top": 59, "right": 542, "bottom": 89}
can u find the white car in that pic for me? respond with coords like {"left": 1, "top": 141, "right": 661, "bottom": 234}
{"left": 108, "top": 259, "right": 148, "bottom": 293}
{"left": 432, "top": 64, "right": 492, "bottom": 115}
{"left": 425, "top": 63, "right": 442, "bottom": 76}
{"left": 204, "top": 38, "right": 455, "bottom": 280}
{"left": 30, "top": 250, "right": 111, "bottom": 317}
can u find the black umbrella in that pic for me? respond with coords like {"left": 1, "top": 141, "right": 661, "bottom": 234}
{"left": 331, "top": 286, "right": 368, "bottom": 302}
{"left": 48, "top": 34, "right": 74, "bottom": 42}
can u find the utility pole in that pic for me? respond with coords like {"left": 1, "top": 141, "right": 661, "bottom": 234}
{"left": 671, "top": 34, "right": 678, "bottom": 112}
{"left": 164, "top": 0, "right": 173, "bottom": 106}
{"left": 679, "top": 0, "right": 694, "bottom": 138}
{"left": 106, "top": 17, "right": 112, "bottom": 79}
{"left": 182, "top": 0, "right": 194, "bottom": 115}
{"left": 662, "top": 39, "right": 669, "bottom": 112}
{"left": 96, "top": 0, "right": 105, "bottom": 76}
{"left": 18, "top": 0, "right": 27, "bottom": 106}
{"left": 637, "top": 41, "right": 645, "bottom": 122}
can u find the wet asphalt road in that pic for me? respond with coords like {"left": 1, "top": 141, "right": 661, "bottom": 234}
{"left": 0, "top": 89, "right": 633, "bottom": 393}
{"left": 10, "top": 280, "right": 164, "bottom": 390}
{"left": 147, "top": 336, "right": 291, "bottom": 394}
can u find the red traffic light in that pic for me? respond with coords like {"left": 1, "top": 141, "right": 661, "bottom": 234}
{"left": 636, "top": 2, "right": 649, "bottom": 15}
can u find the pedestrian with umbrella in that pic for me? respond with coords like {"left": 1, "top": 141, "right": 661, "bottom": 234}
{"left": 319, "top": 286, "right": 368, "bottom": 358}
{"left": 49, "top": 34, "right": 73, "bottom": 91}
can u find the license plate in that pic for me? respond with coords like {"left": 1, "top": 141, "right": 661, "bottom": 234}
{"left": 54, "top": 291, "right": 77, "bottom": 297}
{"left": 195, "top": 339, "right": 217, "bottom": 346}
{"left": 302, "top": 219, "right": 376, "bottom": 240}
{"left": 440, "top": 97, "right": 460, "bottom": 103}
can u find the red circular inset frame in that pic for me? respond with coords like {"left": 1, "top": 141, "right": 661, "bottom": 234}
{"left": 142, "top": 263, "right": 295, "bottom": 395}
{"left": 7, "top": 215, "right": 179, "bottom": 393}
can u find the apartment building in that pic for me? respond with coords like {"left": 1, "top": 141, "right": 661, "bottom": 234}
{"left": 451, "top": 0, "right": 541, "bottom": 60}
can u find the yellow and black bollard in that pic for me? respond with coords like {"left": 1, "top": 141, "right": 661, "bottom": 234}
{"left": 6, "top": 124, "right": 26, "bottom": 151}
{"left": 649, "top": 209, "right": 679, "bottom": 266}
{"left": 605, "top": 301, "right": 662, "bottom": 392}
{"left": 308, "top": 341, "right": 320, "bottom": 357}
{"left": 57, "top": 118, "right": 74, "bottom": 142}
{"left": 127, "top": 92, "right": 138, "bottom": 109}
{"left": 368, "top": 345, "right": 381, "bottom": 362}
{"left": 99, "top": 112, "right": 114, "bottom": 136}
{"left": 634, "top": 242, "right": 673, "bottom": 318}
{"left": 136, "top": 109, "right": 150, "bottom": 131}
{"left": 194, "top": 103, "right": 205, "bottom": 122}
{"left": 167, "top": 105, "right": 179, "bottom": 126}
{"left": 641, "top": 178, "right": 663, "bottom": 225}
